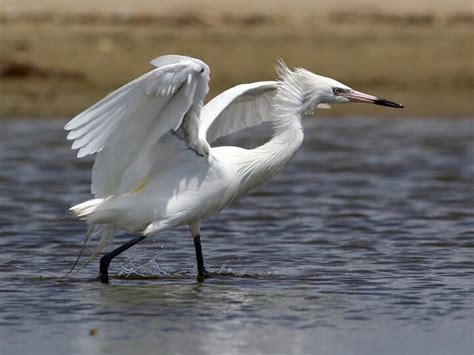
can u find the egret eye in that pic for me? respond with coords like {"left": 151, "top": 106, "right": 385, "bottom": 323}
{"left": 333, "top": 87, "right": 342, "bottom": 95}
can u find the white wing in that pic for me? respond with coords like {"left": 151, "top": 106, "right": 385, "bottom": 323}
{"left": 199, "top": 81, "right": 278, "bottom": 144}
{"left": 65, "top": 55, "right": 210, "bottom": 197}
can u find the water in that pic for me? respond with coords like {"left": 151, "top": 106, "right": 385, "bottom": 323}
{"left": 0, "top": 117, "right": 473, "bottom": 355}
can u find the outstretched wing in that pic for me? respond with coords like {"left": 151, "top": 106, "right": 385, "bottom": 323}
{"left": 65, "top": 55, "right": 210, "bottom": 197}
{"left": 199, "top": 81, "right": 278, "bottom": 144}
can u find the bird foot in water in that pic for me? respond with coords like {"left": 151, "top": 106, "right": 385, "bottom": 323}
{"left": 99, "top": 271, "right": 109, "bottom": 284}
{"left": 196, "top": 270, "right": 210, "bottom": 282}
{"left": 99, "top": 256, "right": 111, "bottom": 283}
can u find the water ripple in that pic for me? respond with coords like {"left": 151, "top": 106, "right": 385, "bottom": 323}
{"left": 0, "top": 117, "right": 473, "bottom": 355}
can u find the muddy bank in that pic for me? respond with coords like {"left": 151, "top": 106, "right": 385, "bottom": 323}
{"left": 0, "top": 2, "right": 472, "bottom": 118}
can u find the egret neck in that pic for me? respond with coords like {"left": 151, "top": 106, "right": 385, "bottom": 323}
{"left": 234, "top": 78, "right": 305, "bottom": 194}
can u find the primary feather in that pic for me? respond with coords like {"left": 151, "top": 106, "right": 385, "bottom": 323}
{"left": 199, "top": 81, "right": 277, "bottom": 143}
{"left": 66, "top": 56, "right": 210, "bottom": 197}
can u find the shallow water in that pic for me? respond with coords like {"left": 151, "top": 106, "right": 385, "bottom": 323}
{"left": 0, "top": 117, "right": 473, "bottom": 355}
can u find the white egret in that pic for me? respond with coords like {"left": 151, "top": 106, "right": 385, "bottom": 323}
{"left": 65, "top": 55, "right": 403, "bottom": 283}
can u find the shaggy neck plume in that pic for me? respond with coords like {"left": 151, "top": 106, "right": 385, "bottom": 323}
{"left": 236, "top": 65, "right": 306, "bottom": 193}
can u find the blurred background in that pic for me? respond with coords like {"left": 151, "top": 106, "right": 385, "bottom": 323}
{"left": 0, "top": 0, "right": 473, "bottom": 118}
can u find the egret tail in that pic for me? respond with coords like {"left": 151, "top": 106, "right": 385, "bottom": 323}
{"left": 70, "top": 197, "right": 120, "bottom": 225}
{"left": 70, "top": 198, "right": 105, "bottom": 220}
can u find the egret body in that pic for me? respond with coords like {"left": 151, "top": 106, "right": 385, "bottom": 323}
{"left": 65, "top": 55, "right": 403, "bottom": 282}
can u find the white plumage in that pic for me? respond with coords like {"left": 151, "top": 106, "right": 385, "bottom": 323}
{"left": 65, "top": 55, "right": 403, "bottom": 282}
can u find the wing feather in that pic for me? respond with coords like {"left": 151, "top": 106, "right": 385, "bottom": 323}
{"left": 65, "top": 55, "right": 210, "bottom": 197}
{"left": 199, "top": 81, "right": 278, "bottom": 144}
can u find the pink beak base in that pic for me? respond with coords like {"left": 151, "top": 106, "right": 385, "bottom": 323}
{"left": 343, "top": 90, "right": 404, "bottom": 108}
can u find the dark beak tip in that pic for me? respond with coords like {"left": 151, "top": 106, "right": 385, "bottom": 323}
{"left": 375, "top": 98, "right": 405, "bottom": 109}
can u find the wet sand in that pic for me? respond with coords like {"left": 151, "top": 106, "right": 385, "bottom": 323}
{"left": 0, "top": 0, "right": 473, "bottom": 118}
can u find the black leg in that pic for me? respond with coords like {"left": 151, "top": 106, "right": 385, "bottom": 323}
{"left": 193, "top": 234, "right": 209, "bottom": 282}
{"left": 99, "top": 235, "right": 146, "bottom": 283}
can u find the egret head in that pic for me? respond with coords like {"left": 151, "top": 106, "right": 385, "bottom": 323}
{"left": 276, "top": 61, "right": 403, "bottom": 115}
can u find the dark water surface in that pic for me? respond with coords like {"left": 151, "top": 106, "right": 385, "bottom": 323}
{"left": 1, "top": 117, "right": 473, "bottom": 355}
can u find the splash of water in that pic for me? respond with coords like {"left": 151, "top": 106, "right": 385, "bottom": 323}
{"left": 118, "top": 256, "right": 170, "bottom": 278}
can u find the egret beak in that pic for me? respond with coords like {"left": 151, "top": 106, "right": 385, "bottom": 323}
{"left": 343, "top": 90, "right": 404, "bottom": 108}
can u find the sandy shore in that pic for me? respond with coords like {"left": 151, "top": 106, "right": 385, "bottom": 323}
{"left": 0, "top": 0, "right": 473, "bottom": 118}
